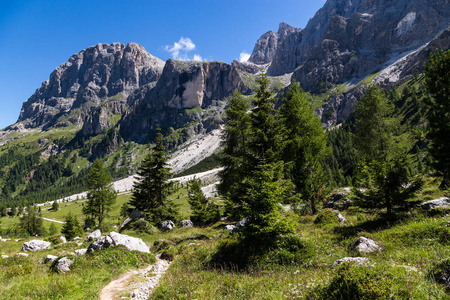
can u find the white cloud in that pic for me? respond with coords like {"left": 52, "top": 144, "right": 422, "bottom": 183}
{"left": 193, "top": 54, "right": 203, "bottom": 61}
{"left": 165, "top": 37, "right": 204, "bottom": 61}
{"left": 239, "top": 51, "right": 251, "bottom": 62}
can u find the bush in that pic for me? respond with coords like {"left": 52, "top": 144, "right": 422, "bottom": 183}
{"left": 314, "top": 209, "right": 338, "bottom": 226}
{"left": 132, "top": 219, "right": 157, "bottom": 234}
{"left": 310, "top": 263, "right": 395, "bottom": 299}
{"left": 210, "top": 234, "right": 314, "bottom": 269}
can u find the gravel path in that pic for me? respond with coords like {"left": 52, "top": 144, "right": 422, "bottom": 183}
{"left": 99, "top": 255, "right": 171, "bottom": 300}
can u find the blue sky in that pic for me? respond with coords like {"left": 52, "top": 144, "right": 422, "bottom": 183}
{"left": 0, "top": 0, "right": 325, "bottom": 129}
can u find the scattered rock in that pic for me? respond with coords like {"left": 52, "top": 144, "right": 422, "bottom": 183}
{"left": 87, "top": 229, "right": 102, "bottom": 241}
{"left": 44, "top": 255, "right": 58, "bottom": 263}
{"left": 59, "top": 236, "right": 67, "bottom": 244}
{"left": 337, "top": 213, "right": 347, "bottom": 224}
{"left": 87, "top": 232, "right": 150, "bottom": 253}
{"left": 73, "top": 236, "right": 81, "bottom": 241}
{"left": 180, "top": 220, "right": 193, "bottom": 228}
{"left": 237, "top": 217, "right": 250, "bottom": 228}
{"left": 74, "top": 249, "right": 87, "bottom": 256}
{"left": 333, "top": 257, "right": 369, "bottom": 266}
{"left": 351, "top": 237, "right": 382, "bottom": 254}
{"left": 324, "top": 191, "right": 352, "bottom": 210}
{"left": 1, "top": 255, "right": 9, "bottom": 259}
{"left": 420, "top": 197, "right": 450, "bottom": 210}
{"left": 52, "top": 257, "right": 74, "bottom": 273}
{"left": 224, "top": 225, "right": 236, "bottom": 232}
{"left": 16, "top": 253, "right": 29, "bottom": 257}
{"left": 161, "top": 221, "right": 175, "bottom": 231}
{"left": 22, "top": 240, "right": 51, "bottom": 252}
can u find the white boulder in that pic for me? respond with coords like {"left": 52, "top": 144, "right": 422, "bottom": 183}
{"left": 420, "top": 197, "right": 450, "bottom": 210}
{"left": 16, "top": 253, "right": 29, "bottom": 257}
{"left": 44, "top": 255, "right": 58, "bottom": 263}
{"left": 22, "top": 240, "right": 51, "bottom": 252}
{"left": 87, "top": 231, "right": 150, "bottom": 253}
{"left": 161, "top": 221, "right": 175, "bottom": 231}
{"left": 87, "top": 229, "right": 101, "bottom": 241}
{"left": 180, "top": 220, "right": 194, "bottom": 228}
{"left": 52, "top": 257, "right": 74, "bottom": 273}
{"left": 74, "top": 249, "right": 87, "bottom": 256}
{"left": 351, "top": 236, "right": 382, "bottom": 253}
{"left": 59, "top": 236, "right": 67, "bottom": 244}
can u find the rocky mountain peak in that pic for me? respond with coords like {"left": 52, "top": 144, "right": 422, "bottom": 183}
{"left": 18, "top": 42, "right": 165, "bottom": 128}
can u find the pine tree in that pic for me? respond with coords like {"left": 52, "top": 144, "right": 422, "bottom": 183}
{"left": 279, "top": 82, "right": 329, "bottom": 214}
{"left": 424, "top": 49, "right": 450, "bottom": 189}
{"left": 49, "top": 222, "right": 58, "bottom": 236}
{"left": 352, "top": 84, "right": 423, "bottom": 215}
{"left": 20, "top": 206, "right": 45, "bottom": 236}
{"left": 129, "top": 129, "right": 179, "bottom": 226}
{"left": 218, "top": 91, "right": 252, "bottom": 219}
{"left": 61, "top": 212, "right": 83, "bottom": 240}
{"left": 220, "top": 73, "right": 297, "bottom": 240}
{"left": 52, "top": 200, "right": 59, "bottom": 211}
{"left": 83, "top": 159, "right": 117, "bottom": 227}
{"left": 187, "top": 178, "right": 220, "bottom": 226}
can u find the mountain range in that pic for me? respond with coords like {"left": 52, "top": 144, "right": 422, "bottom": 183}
{"left": 0, "top": 0, "right": 449, "bottom": 204}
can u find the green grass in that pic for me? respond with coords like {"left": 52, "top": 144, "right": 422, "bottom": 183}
{"left": 1, "top": 177, "right": 450, "bottom": 299}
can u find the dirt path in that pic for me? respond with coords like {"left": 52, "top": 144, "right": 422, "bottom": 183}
{"left": 99, "top": 255, "right": 171, "bottom": 300}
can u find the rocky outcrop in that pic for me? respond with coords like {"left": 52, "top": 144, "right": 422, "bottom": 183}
{"left": 351, "top": 237, "right": 382, "bottom": 254}
{"left": 22, "top": 240, "right": 51, "bottom": 252}
{"left": 420, "top": 197, "right": 450, "bottom": 210}
{"left": 44, "top": 255, "right": 58, "bottom": 263}
{"left": 119, "top": 60, "right": 243, "bottom": 141}
{"left": 87, "top": 231, "right": 150, "bottom": 253}
{"left": 87, "top": 229, "right": 101, "bottom": 241}
{"left": 246, "top": 0, "right": 449, "bottom": 92}
{"left": 52, "top": 257, "right": 74, "bottom": 273}
{"left": 18, "top": 43, "right": 164, "bottom": 128}
{"left": 161, "top": 221, "right": 175, "bottom": 231}
{"left": 248, "top": 22, "right": 303, "bottom": 73}
{"left": 180, "top": 220, "right": 193, "bottom": 228}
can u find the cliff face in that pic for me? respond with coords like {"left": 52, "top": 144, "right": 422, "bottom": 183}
{"left": 119, "top": 59, "right": 247, "bottom": 141}
{"left": 249, "top": 0, "right": 450, "bottom": 93}
{"left": 18, "top": 43, "right": 165, "bottom": 128}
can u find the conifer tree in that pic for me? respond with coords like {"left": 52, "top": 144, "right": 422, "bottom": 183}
{"left": 130, "top": 129, "right": 179, "bottom": 225}
{"left": 83, "top": 159, "right": 117, "bottom": 227}
{"left": 61, "top": 212, "right": 83, "bottom": 240}
{"left": 352, "top": 84, "right": 423, "bottom": 215}
{"left": 220, "top": 73, "right": 297, "bottom": 240}
{"left": 279, "top": 82, "right": 329, "bottom": 214}
{"left": 187, "top": 178, "right": 220, "bottom": 226}
{"left": 49, "top": 222, "right": 58, "bottom": 236}
{"left": 52, "top": 200, "right": 59, "bottom": 211}
{"left": 20, "top": 206, "right": 44, "bottom": 236}
{"left": 424, "top": 49, "right": 450, "bottom": 189}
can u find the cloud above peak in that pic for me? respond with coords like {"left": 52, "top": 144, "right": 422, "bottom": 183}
{"left": 239, "top": 51, "right": 251, "bottom": 62}
{"left": 164, "top": 37, "right": 203, "bottom": 61}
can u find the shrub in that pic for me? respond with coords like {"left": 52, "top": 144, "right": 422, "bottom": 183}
{"left": 132, "top": 219, "right": 157, "bottom": 234}
{"left": 314, "top": 209, "right": 338, "bottom": 226}
{"left": 310, "top": 263, "right": 395, "bottom": 299}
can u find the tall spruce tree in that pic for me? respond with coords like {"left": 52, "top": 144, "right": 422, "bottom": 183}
{"left": 61, "top": 212, "right": 83, "bottom": 240}
{"left": 352, "top": 84, "right": 423, "bottom": 215}
{"left": 20, "top": 206, "right": 45, "bottom": 236}
{"left": 279, "top": 82, "right": 329, "bottom": 214}
{"left": 130, "top": 129, "right": 179, "bottom": 225}
{"left": 187, "top": 178, "right": 220, "bottom": 226}
{"left": 219, "top": 91, "right": 251, "bottom": 219}
{"left": 83, "top": 159, "right": 117, "bottom": 227}
{"left": 424, "top": 49, "right": 450, "bottom": 189}
{"left": 220, "top": 73, "right": 297, "bottom": 240}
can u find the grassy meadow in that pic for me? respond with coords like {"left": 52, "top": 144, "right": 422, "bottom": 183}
{"left": 0, "top": 177, "right": 449, "bottom": 299}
